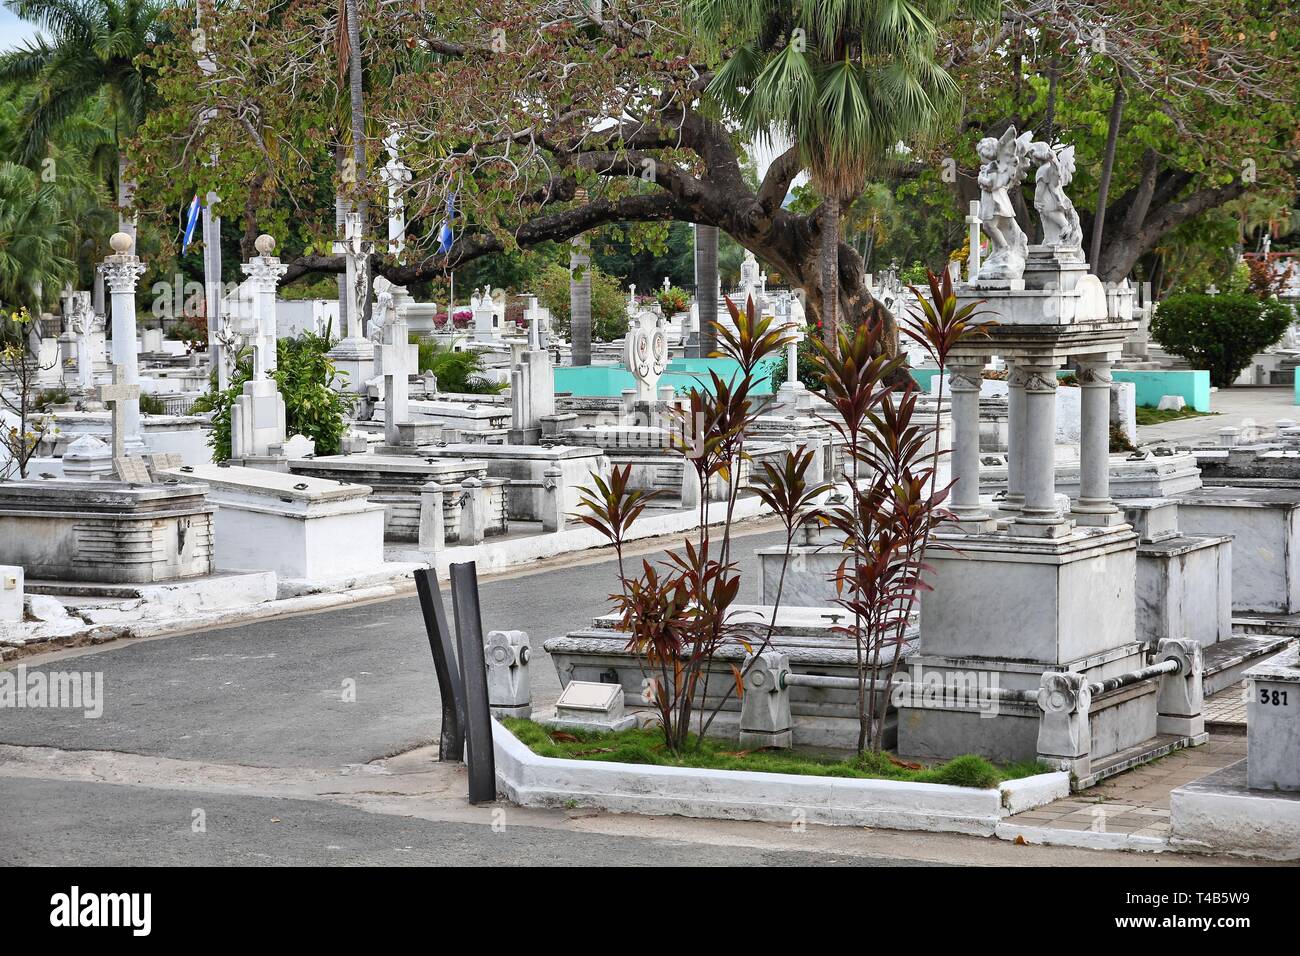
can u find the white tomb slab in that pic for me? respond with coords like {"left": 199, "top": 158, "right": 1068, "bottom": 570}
{"left": 161, "top": 463, "right": 385, "bottom": 581}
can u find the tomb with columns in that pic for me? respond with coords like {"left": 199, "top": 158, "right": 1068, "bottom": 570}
{"left": 894, "top": 129, "right": 1205, "bottom": 777}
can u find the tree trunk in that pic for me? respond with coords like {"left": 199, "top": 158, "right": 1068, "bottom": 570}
{"left": 117, "top": 153, "right": 135, "bottom": 241}
{"left": 344, "top": 0, "right": 371, "bottom": 332}
{"left": 820, "top": 199, "right": 840, "bottom": 352}
{"left": 695, "top": 223, "right": 718, "bottom": 358}
{"left": 334, "top": 144, "right": 350, "bottom": 335}
{"left": 569, "top": 235, "right": 592, "bottom": 366}
{"left": 1089, "top": 77, "right": 1126, "bottom": 272}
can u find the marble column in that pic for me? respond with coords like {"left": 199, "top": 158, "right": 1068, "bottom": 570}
{"left": 1011, "top": 362, "right": 1067, "bottom": 537}
{"left": 1001, "top": 364, "right": 1028, "bottom": 514}
{"left": 1073, "top": 358, "right": 1122, "bottom": 525}
{"left": 948, "top": 359, "right": 995, "bottom": 530}
{"left": 101, "top": 232, "right": 147, "bottom": 455}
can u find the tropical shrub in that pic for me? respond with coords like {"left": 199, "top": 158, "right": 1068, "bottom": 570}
{"left": 656, "top": 285, "right": 690, "bottom": 316}
{"left": 575, "top": 270, "right": 990, "bottom": 756}
{"left": 537, "top": 262, "right": 629, "bottom": 342}
{"left": 414, "top": 337, "right": 505, "bottom": 394}
{"left": 202, "top": 330, "right": 352, "bottom": 460}
{"left": 1150, "top": 293, "right": 1294, "bottom": 386}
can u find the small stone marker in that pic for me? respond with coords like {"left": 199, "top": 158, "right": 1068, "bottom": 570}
{"left": 547, "top": 680, "right": 636, "bottom": 733}
{"left": 114, "top": 457, "right": 152, "bottom": 484}
{"left": 1245, "top": 645, "right": 1300, "bottom": 792}
{"left": 1157, "top": 395, "right": 1186, "bottom": 412}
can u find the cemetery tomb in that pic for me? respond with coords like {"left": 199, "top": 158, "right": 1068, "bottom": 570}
{"left": 160, "top": 463, "right": 384, "bottom": 581}
{"left": 0, "top": 479, "right": 214, "bottom": 584}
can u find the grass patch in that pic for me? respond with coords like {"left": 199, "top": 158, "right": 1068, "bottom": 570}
{"left": 1134, "top": 405, "right": 1216, "bottom": 425}
{"left": 502, "top": 718, "right": 1049, "bottom": 789}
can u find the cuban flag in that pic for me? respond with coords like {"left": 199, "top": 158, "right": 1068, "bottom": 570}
{"left": 437, "top": 192, "right": 456, "bottom": 255}
{"left": 181, "top": 194, "right": 202, "bottom": 252}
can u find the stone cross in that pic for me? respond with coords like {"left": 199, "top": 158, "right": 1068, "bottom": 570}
{"left": 98, "top": 364, "right": 141, "bottom": 461}
{"left": 965, "top": 200, "right": 982, "bottom": 280}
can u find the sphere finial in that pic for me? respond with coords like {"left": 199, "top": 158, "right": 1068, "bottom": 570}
{"left": 109, "top": 232, "right": 133, "bottom": 254}
{"left": 255, "top": 234, "right": 276, "bottom": 256}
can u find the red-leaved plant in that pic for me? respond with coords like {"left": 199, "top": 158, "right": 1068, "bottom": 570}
{"left": 577, "top": 272, "right": 990, "bottom": 756}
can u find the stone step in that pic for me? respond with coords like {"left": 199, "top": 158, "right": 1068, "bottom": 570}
{"left": 1204, "top": 632, "right": 1296, "bottom": 697}
{"left": 1077, "top": 732, "right": 1206, "bottom": 791}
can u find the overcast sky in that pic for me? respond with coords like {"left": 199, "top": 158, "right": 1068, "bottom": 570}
{"left": 0, "top": 8, "right": 42, "bottom": 52}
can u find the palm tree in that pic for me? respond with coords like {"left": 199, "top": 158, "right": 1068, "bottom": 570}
{"left": 692, "top": 0, "right": 995, "bottom": 350}
{"left": 0, "top": 0, "right": 167, "bottom": 238}
{"left": 570, "top": 235, "right": 592, "bottom": 366}
{"left": 0, "top": 161, "right": 74, "bottom": 322}
{"left": 695, "top": 223, "right": 718, "bottom": 358}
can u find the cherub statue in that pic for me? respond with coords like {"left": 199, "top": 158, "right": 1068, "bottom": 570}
{"left": 1028, "top": 142, "right": 1083, "bottom": 249}
{"left": 975, "top": 127, "right": 1033, "bottom": 281}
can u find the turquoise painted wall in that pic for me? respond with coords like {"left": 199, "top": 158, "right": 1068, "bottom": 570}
{"left": 1112, "top": 369, "right": 1211, "bottom": 412}
{"left": 554, "top": 357, "right": 779, "bottom": 397}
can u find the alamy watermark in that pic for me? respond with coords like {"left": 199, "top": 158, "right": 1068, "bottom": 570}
{"left": 0, "top": 664, "right": 104, "bottom": 718}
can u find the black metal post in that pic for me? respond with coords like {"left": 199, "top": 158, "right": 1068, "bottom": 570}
{"left": 413, "top": 567, "right": 466, "bottom": 762}
{"left": 449, "top": 561, "right": 496, "bottom": 804}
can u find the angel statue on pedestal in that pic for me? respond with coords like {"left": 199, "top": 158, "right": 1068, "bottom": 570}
{"left": 1028, "top": 141, "right": 1083, "bottom": 250}
{"left": 975, "top": 126, "right": 1033, "bottom": 281}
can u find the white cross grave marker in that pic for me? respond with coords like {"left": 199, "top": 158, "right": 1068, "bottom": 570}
{"left": 98, "top": 364, "right": 144, "bottom": 477}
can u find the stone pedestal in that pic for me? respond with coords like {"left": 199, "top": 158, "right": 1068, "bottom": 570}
{"left": 1122, "top": 498, "right": 1233, "bottom": 647}
{"left": 1177, "top": 487, "right": 1300, "bottom": 613}
{"left": 897, "top": 525, "right": 1144, "bottom": 764}
{"left": 1245, "top": 645, "right": 1300, "bottom": 791}
{"left": 0, "top": 480, "right": 214, "bottom": 583}
{"left": 327, "top": 337, "right": 375, "bottom": 397}
{"left": 161, "top": 463, "right": 384, "bottom": 581}
{"left": 230, "top": 377, "right": 287, "bottom": 460}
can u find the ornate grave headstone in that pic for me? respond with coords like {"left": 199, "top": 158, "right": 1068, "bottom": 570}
{"left": 623, "top": 310, "right": 668, "bottom": 403}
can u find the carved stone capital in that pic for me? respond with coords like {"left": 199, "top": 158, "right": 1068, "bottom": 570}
{"left": 948, "top": 364, "right": 986, "bottom": 392}
{"left": 241, "top": 256, "right": 289, "bottom": 290}
{"left": 1077, "top": 362, "right": 1113, "bottom": 387}
{"left": 1022, "top": 367, "right": 1059, "bottom": 393}
{"left": 101, "top": 256, "right": 146, "bottom": 293}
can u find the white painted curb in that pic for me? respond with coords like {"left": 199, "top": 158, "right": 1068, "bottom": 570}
{"left": 493, "top": 720, "right": 1067, "bottom": 837}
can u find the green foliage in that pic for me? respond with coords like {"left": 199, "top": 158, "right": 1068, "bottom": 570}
{"left": 655, "top": 285, "right": 690, "bottom": 316}
{"left": 34, "top": 386, "right": 70, "bottom": 410}
{"left": 138, "top": 393, "right": 166, "bottom": 415}
{"left": 503, "top": 719, "right": 1040, "bottom": 788}
{"left": 414, "top": 336, "right": 504, "bottom": 394}
{"left": 202, "top": 331, "right": 351, "bottom": 461}
{"left": 1150, "top": 293, "right": 1294, "bottom": 387}
{"left": 164, "top": 317, "right": 206, "bottom": 348}
{"left": 1134, "top": 406, "right": 1216, "bottom": 426}
{"left": 765, "top": 329, "right": 822, "bottom": 390}
{"left": 537, "top": 261, "right": 629, "bottom": 342}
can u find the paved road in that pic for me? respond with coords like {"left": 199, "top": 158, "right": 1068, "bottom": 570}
{"left": 0, "top": 527, "right": 786, "bottom": 768}
{"left": 0, "top": 776, "right": 914, "bottom": 867}
{"left": 1137, "top": 385, "right": 1295, "bottom": 445}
